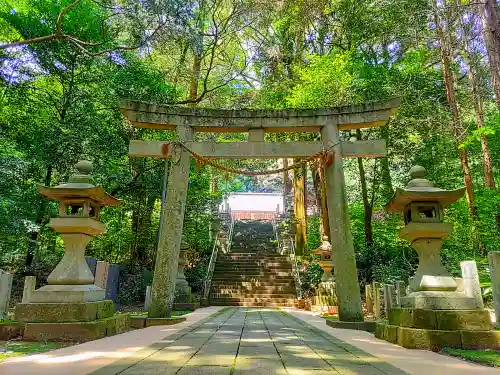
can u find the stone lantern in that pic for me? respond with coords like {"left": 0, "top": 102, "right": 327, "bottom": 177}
{"left": 175, "top": 236, "right": 191, "bottom": 303}
{"left": 376, "top": 166, "right": 498, "bottom": 351}
{"left": 174, "top": 236, "right": 198, "bottom": 310}
{"left": 32, "top": 160, "right": 119, "bottom": 303}
{"left": 14, "top": 161, "right": 127, "bottom": 342}
{"left": 385, "top": 165, "right": 474, "bottom": 309}
{"left": 314, "top": 236, "right": 334, "bottom": 282}
{"left": 312, "top": 236, "right": 337, "bottom": 313}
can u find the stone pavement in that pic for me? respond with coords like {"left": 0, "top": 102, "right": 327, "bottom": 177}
{"left": 1, "top": 307, "right": 496, "bottom": 375}
{"left": 90, "top": 308, "right": 407, "bottom": 375}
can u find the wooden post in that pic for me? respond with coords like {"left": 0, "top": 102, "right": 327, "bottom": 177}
{"left": 365, "top": 284, "right": 374, "bottom": 314}
{"left": 149, "top": 125, "right": 193, "bottom": 318}
{"left": 373, "top": 281, "right": 381, "bottom": 319}
{"left": 321, "top": 123, "right": 363, "bottom": 322}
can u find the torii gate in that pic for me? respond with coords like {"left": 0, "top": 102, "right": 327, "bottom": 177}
{"left": 120, "top": 99, "right": 399, "bottom": 322}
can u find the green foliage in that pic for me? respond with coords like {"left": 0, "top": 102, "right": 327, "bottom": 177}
{"left": 0, "top": 341, "right": 69, "bottom": 362}
{"left": 1, "top": 0, "right": 500, "bottom": 307}
{"left": 441, "top": 348, "right": 500, "bottom": 367}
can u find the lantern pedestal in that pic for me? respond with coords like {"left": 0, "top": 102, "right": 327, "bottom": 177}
{"left": 14, "top": 161, "right": 127, "bottom": 342}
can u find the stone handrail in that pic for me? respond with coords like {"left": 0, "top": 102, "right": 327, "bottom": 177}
{"left": 289, "top": 238, "right": 302, "bottom": 298}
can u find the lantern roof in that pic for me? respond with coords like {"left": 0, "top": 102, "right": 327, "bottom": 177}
{"left": 314, "top": 236, "right": 332, "bottom": 255}
{"left": 385, "top": 166, "right": 465, "bottom": 212}
{"left": 38, "top": 161, "right": 120, "bottom": 207}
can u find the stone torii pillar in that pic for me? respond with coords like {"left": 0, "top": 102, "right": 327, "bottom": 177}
{"left": 321, "top": 122, "right": 363, "bottom": 322}
{"left": 149, "top": 126, "right": 193, "bottom": 318}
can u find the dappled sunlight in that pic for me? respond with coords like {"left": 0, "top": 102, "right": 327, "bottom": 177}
{"left": 240, "top": 337, "right": 273, "bottom": 343}
{"left": 4, "top": 346, "right": 145, "bottom": 365}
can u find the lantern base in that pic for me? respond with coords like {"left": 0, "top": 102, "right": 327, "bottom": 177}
{"left": 30, "top": 284, "right": 105, "bottom": 303}
{"left": 401, "top": 291, "right": 477, "bottom": 310}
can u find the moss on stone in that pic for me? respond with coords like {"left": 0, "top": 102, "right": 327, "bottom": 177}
{"left": 144, "top": 317, "right": 186, "bottom": 327}
{"left": 388, "top": 308, "right": 437, "bottom": 329}
{"left": 129, "top": 317, "right": 146, "bottom": 329}
{"left": 375, "top": 322, "right": 387, "bottom": 340}
{"left": 386, "top": 325, "right": 398, "bottom": 344}
{"left": 23, "top": 320, "right": 108, "bottom": 342}
{"left": 461, "top": 330, "right": 500, "bottom": 350}
{"left": 397, "top": 327, "right": 462, "bottom": 351}
{"left": 97, "top": 300, "right": 115, "bottom": 319}
{"left": 435, "top": 310, "right": 493, "bottom": 331}
{"left": 15, "top": 302, "right": 98, "bottom": 323}
{"left": 105, "top": 314, "right": 129, "bottom": 336}
{"left": 15, "top": 300, "right": 115, "bottom": 323}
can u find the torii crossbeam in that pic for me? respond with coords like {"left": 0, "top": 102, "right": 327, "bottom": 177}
{"left": 120, "top": 99, "right": 400, "bottom": 321}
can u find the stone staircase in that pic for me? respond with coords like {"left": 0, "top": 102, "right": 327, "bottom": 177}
{"left": 210, "top": 220, "right": 296, "bottom": 307}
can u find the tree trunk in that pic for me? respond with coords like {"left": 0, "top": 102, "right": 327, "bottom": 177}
{"left": 356, "top": 130, "right": 374, "bottom": 247}
{"left": 479, "top": 0, "right": 500, "bottom": 111}
{"left": 434, "top": 8, "right": 477, "bottom": 216}
{"left": 25, "top": 164, "right": 53, "bottom": 273}
{"left": 379, "top": 126, "right": 394, "bottom": 201}
{"left": 458, "top": 0, "right": 497, "bottom": 189}
{"left": 293, "top": 162, "right": 307, "bottom": 254}
{"left": 188, "top": 53, "right": 202, "bottom": 102}
{"left": 310, "top": 160, "right": 330, "bottom": 239}
{"left": 131, "top": 195, "right": 156, "bottom": 265}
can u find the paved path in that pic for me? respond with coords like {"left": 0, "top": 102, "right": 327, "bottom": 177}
{"left": 288, "top": 309, "right": 497, "bottom": 375}
{"left": 91, "top": 308, "right": 407, "bottom": 375}
{"left": 1, "top": 307, "right": 496, "bottom": 375}
{"left": 0, "top": 306, "right": 225, "bottom": 375}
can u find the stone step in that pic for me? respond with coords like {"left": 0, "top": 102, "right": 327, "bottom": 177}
{"left": 210, "top": 297, "right": 296, "bottom": 303}
{"left": 213, "top": 269, "right": 291, "bottom": 275}
{"left": 213, "top": 268, "right": 292, "bottom": 273}
{"left": 211, "top": 286, "right": 295, "bottom": 296}
{"left": 212, "top": 275, "right": 294, "bottom": 281}
{"left": 214, "top": 262, "right": 291, "bottom": 266}
{"left": 219, "top": 255, "right": 287, "bottom": 260}
{"left": 211, "top": 281, "right": 294, "bottom": 287}
{"left": 210, "top": 301, "right": 296, "bottom": 307}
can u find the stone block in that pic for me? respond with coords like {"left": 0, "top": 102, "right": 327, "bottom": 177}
{"left": 144, "top": 316, "right": 186, "bottom": 327}
{"left": 105, "top": 264, "right": 120, "bottom": 309}
{"left": 460, "top": 260, "right": 484, "bottom": 309}
{"left": 15, "top": 300, "right": 115, "bottom": 323}
{"left": 23, "top": 320, "right": 108, "bottom": 342}
{"left": 374, "top": 322, "right": 386, "bottom": 340}
{"left": 0, "top": 270, "right": 13, "bottom": 319}
{"left": 106, "top": 314, "right": 129, "bottom": 336}
{"left": 130, "top": 316, "right": 146, "bottom": 329}
{"left": 173, "top": 302, "right": 199, "bottom": 311}
{"left": 460, "top": 330, "right": 500, "bottom": 349}
{"left": 0, "top": 322, "right": 24, "bottom": 340}
{"left": 29, "top": 284, "right": 105, "bottom": 303}
{"left": 85, "top": 257, "right": 97, "bottom": 276}
{"left": 22, "top": 276, "right": 36, "bottom": 303}
{"left": 388, "top": 308, "right": 436, "bottom": 329}
{"left": 94, "top": 261, "right": 109, "bottom": 289}
{"left": 325, "top": 319, "right": 376, "bottom": 333}
{"left": 386, "top": 325, "right": 398, "bottom": 344}
{"left": 401, "top": 291, "right": 477, "bottom": 310}
{"left": 435, "top": 310, "right": 493, "bottom": 331}
{"left": 397, "top": 327, "right": 462, "bottom": 351}
{"left": 488, "top": 251, "right": 500, "bottom": 327}
{"left": 144, "top": 286, "right": 151, "bottom": 311}
{"left": 97, "top": 300, "right": 115, "bottom": 319}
